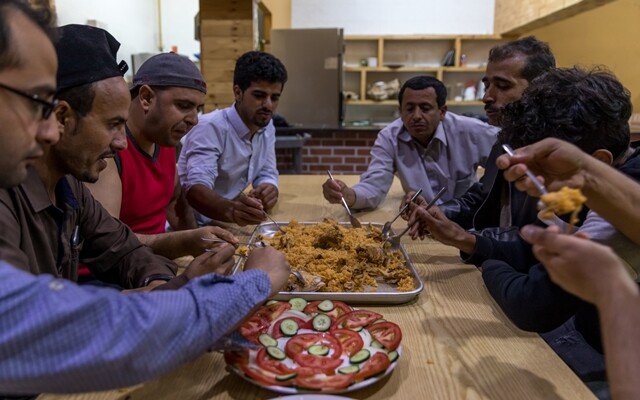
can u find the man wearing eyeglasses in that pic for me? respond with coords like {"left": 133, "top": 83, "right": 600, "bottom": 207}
{"left": 0, "top": 1, "right": 290, "bottom": 394}
{"left": 0, "top": 24, "right": 240, "bottom": 291}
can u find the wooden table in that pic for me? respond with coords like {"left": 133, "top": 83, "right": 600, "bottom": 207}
{"left": 40, "top": 175, "right": 595, "bottom": 400}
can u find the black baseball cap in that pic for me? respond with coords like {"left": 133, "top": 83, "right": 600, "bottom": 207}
{"left": 56, "top": 24, "right": 128, "bottom": 92}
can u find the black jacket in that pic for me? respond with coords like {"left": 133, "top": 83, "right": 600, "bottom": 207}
{"left": 481, "top": 147, "right": 640, "bottom": 353}
{"left": 440, "top": 144, "right": 545, "bottom": 267}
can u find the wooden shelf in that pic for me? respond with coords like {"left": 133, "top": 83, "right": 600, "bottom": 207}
{"left": 343, "top": 35, "right": 504, "bottom": 114}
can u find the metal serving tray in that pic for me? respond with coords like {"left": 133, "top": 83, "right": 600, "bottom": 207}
{"left": 233, "top": 221, "right": 424, "bottom": 304}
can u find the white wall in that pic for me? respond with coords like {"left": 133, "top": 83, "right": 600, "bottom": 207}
{"left": 55, "top": 0, "right": 199, "bottom": 81}
{"left": 292, "top": 0, "right": 495, "bottom": 35}
{"left": 160, "top": 0, "right": 200, "bottom": 60}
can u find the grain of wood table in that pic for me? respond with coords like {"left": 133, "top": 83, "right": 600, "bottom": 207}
{"left": 38, "top": 175, "right": 595, "bottom": 400}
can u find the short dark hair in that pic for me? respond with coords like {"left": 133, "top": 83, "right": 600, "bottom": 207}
{"left": 398, "top": 76, "right": 447, "bottom": 107}
{"left": 0, "top": 0, "right": 55, "bottom": 71}
{"left": 499, "top": 67, "right": 631, "bottom": 161}
{"left": 233, "top": 51, "right": 288, "bottom": 92}
{"left": 57, "top": 82, "right": 96, "bottom": 118}
{"left": 488, "top": 36, "right": 556, "bottom": 82}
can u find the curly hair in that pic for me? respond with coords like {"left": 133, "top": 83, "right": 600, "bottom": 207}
{"left": 488, "top": 36, "right": 556, "bottom": 82}
{"left": 234, "top": 51, "right": 288, "bottom": 92}
{"left": 499, "top": 66, "right": 631, "bottom": 161}
{"left": 0, "top": 0, "right": 56, "bottom": 70}
{"left": 398, "top": 75, "right": 447, "bottom": 107}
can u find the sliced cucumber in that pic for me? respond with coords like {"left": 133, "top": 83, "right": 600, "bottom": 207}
{"left": 388, "top": 350, "right": 399, "bottom": 363}
{"left": 288, "top": 297, "right": 308, "bottom": 311}
{"left": 266, "top": 346, "right": 286, "bottom": 360}
{"left": 266, "top": 300, "right": 279, "bottom": 305}
{"left": 279, "top": 318, "right": 299, "bottom": 336}
{"left": 308, "top": 344, "right": 329, "bottom": 356}
{"left": 370, "top": 340, "right": 385, "bottom": 349}
{"left": 258, "top": 333, "right": 278, "bottom": 348}
{"left": 317, "top": 299, "right": 334, "bottom": 312}
{"left": 349, "top": 349, "right": 371, "bottom": 364}
{"left": 312, "top": 314, "right": 332, "bottom": 332}
{"left": 276, "top": 372, "right": 297, "bottom": 381}
{"left": 338, "top": 365, "right": 360, "bottom": 374}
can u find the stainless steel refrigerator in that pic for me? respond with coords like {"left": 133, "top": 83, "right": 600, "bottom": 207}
{"left": 270, "top": 28, "right": 344, "bottom": 127}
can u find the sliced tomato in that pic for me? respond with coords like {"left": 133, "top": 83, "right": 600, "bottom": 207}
{"left": 239, "top": 363, "right": 290, "bottom": 387}
{"left": 295, "top": 353, "right": 344, "bottom": 374}
{"left": 239, "top": 314, "right": 271, "bottom": 343}
{"left": 354, "top": 352, "right": 391, "bottom": 382}
{"left": 303, "top": 300, "right": 352, "bottom": 319}
{"left": 254, "top": 301, "right": 292, "bottom": 321}
{"left": 295, "top": 373, "right": 355, "bottom": 391}
{"left": 255, "top": 347, "right": 294, "bottom": 375}
{"left": 271, "top": 316, "right": 309, "bottom": 339}
{"left": 285, "top": 333, "right": 343, "bottom": 374}
{"left": 331, "top": 310, "right": 382, "bottom": 331}
{"left": 332, "top": 328, "right": 364, "bottom": 356}
{"left": 367, "top": 321, "right": 402, "bottom": 351}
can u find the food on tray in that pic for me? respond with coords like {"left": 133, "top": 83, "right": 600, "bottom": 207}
{"left": 264, "top": 219, "right": 415, "bottom": 292}
{"left": 225, "top": 299, "right": 402, "bottom": 393}
{"left": 539, "top": 186, "right": 587, "bottom": 225}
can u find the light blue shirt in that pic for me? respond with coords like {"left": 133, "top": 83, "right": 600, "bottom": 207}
{"left": 0, "top": 262, "right": 271, "bottom": 394}
{"left": 178, "top": 105, "right": 279, "bottom": 226}
{"left": 352, "top": 112, "right": 498, "bottom": 210}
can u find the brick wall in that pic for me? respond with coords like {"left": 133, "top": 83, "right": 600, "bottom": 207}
{"left": 275, "top": 129, "right": 378, "bottom": 175}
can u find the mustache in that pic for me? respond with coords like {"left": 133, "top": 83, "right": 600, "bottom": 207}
{"left": 26, "top": 145, "right": 44, "bottom": 160}
{"left": 484, "top": 105, "right": 499, "bottom": 112}
{"left": 99, "top": 150, "right": 116, "bottom": 159}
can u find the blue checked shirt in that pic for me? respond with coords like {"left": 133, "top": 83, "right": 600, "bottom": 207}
{"left": 0, "top": 262, "right": 271, "bottom": 394}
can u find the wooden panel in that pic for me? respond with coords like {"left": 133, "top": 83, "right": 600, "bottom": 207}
{"left": 201, "top": 37, "right": 253, "bottom": 59}
{"left": 494, "top": 0, "right": 614, "bottom": 35}
{"left": 199, "top": 0, "right": 252, "bottom": 19}
{"left": 205, "top": 92, "right": 235, "bottom": 108}
{"left": 201, "top": 70, "right": 235, "bottom": 85}
{"left": 200, "top": 20, "right": 253, "bottom": 37}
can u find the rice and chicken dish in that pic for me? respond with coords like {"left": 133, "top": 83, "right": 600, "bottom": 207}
{"left": 261, "top": 219, "right": 415, "bottom": 293}
{"left": 539, "top": 186, "right": 587, "bottom": 226}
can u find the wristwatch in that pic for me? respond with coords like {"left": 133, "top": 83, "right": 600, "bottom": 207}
{"left": 142, "top": 274, "right": 175, "bottom": 287}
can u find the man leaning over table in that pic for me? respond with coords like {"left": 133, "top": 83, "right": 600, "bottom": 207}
{"left": 322, "top": 75, "right": 498, "bottom": 210}
{"left": 0, "top": 1, "right": 290, "bottom": 395}
{"left": 178, "top": 51, "right": 287, "bottom": 227}
{"left": 0, "top": 23, "right": 232, "bottom": 290}
{"left": 86, "top": 52, "right": 240, "bottom": 261}
{"left": 499, "top": 138, "right": 640, "bottom": 400}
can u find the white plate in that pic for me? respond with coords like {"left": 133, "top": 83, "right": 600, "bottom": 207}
{"left": 227, "top": 345, "right": 400, "bottom": 394}
{"left": 225, "top": 302, "right": 402, "bottom": 394}
{"left": 272, "top": 395, "right": 353, "bottom": 400}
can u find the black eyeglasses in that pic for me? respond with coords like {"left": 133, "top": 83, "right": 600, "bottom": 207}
{"left": 0, "top": 82, "right": 58, "bottom": 120}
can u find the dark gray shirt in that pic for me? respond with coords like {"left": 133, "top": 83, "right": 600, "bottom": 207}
{"left": 0, "top": 167, "right": 176, "bottom": 288}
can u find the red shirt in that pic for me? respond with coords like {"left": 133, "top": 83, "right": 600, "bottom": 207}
{"left": 118, "top": 131, "right": 176, "bottom": 234}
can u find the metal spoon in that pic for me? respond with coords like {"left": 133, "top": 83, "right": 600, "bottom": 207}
{"left": 327, "top": 170, "right": 362, "bottom": 228}
{"left": 290, "top": 270, "right": 306, "bottom": 287}
{"left": 201, "top": 237, "right": 267, "bottom": 247}
{"left": 263, "top": 211, "right": 286, "bottom": 234}
{"left": 381, "top": 188, "right": 423, "bottom": 240}
{"left": 384, "top": 186, "right": 447, "bottom": 251}
{"left": 501, "top": 144, "right": 548, "bottom": 196}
